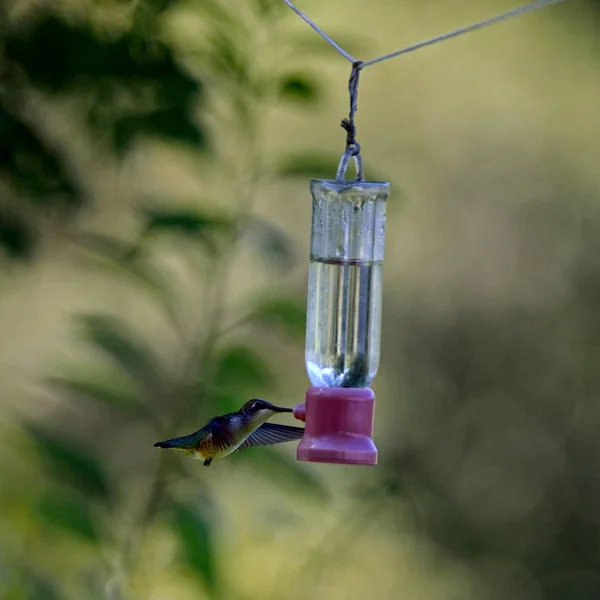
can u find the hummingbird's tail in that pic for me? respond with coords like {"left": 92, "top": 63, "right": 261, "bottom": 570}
{"left": 153, "top": 439, "right": 177, "bottom": 449}
{"left": 153, "top": 432, "right": 197, "bottom": 450}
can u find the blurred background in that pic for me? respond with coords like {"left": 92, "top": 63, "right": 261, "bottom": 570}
{"left": 1, "top": 0, "right": 599, "bottom": 598}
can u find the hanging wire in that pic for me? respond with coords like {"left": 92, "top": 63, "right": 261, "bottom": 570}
{"left": 362, "top": 0, "right": 568, "bottom": 67}
{"left": 281, "top": 0, "right": 570, "bottom": 177}
{"left": 281, "top": 0, "right": 569, "bottom": 68}
{"left": 280, "top": 0, "right": 356, "bottom": 63}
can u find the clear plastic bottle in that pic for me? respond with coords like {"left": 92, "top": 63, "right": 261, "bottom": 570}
{"left": 305, "top": 178, "right": 390, "bottom": 388}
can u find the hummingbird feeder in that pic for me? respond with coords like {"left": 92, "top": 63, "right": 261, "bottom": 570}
{"left": 293, "top": 62, "right": 390, "bottom": 465}
{"left": 283, "top": 0, "right": 565, "bottom": 465}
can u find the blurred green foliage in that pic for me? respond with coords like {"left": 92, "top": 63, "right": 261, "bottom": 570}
{"left": 2, "top": 1, "right": 599, "bottom": 600}
{"left": 0, "top": 0, "right": 339, "bottom": 597}
{"left": 0, "top": 1, "right": 205, "bottom": 261}
{"left": 172, "top": 502, "right": 217, "bottom": 593}
{"left": 375, "top": 195, "right": 600, "bottom": 599}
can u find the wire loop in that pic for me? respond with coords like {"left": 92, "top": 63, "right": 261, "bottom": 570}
{"left": 336, "top": 147, "right": 365, "bottom": 182}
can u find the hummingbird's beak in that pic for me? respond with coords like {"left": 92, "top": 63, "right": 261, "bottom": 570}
{"left": 269, "top": 405, "right": 293, "bottom": 413}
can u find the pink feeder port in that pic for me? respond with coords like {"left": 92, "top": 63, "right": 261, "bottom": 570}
{"left": 295, "top": 386, "right": 378, "bottom": 465}
{"left": 292, "top": 403, "right": 306, "bottom": 422}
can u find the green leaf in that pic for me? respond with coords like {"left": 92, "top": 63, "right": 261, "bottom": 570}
{"left": 71, "top": 232, "right": 183, "bottom": 330}
{"left": 5, "top": 15, "right": 205, "bottom": 157}
{"left": 71, "top": 232, "right": 172, "bottom": 304}
{"left": 37, "top": 492, "right": 99, "bottom": 542}
{"left": 196, "top": 0, "right": 247, "bottom": 34}
{"left": 5, "top": 16, "right": 201, "bottom": 96}
{"left": 206, "top": 31, "right": 252, "bottom": 89}
{"left": 112, "top": 107, "right": 205, "bottom": 153}
{"left": 22, "top": 568, "right": 63, "bottom": 600}
{"left": 0, "top": 106, "right": 81, "bottom": 206}
{"left": 25, "top": 425, "right": 111, "bottom": 502}
{"left": 277, "top": 72, "right": 321, "bottom": 104}
{"left": 143, "top": 207, "right": 231, "bottom": 234}
{"left": 0, "top": 209, "right": 35, "bottom": 260}
{"left": 233, "top": 447, "right": 328, "bottom": 501}
{"left": 140, "top": 206, "right": 233, "bottom": 254}
{"left": 213, "top": 345, "right": 273, "bottom": 394}
{"left": 46, "top": 370, "right": 146, "bottom": 417}
{"left": 172, "top": 503, "right": 217, "bottom": 592}
{"left": 243, "top": 217, "right": 296, "bottom": 270}
{"left": 249, "top": 296, "right": 306, "bottom": 341}
{"left": 72, "top": 232, "right": 138, "bottom": 263}
{"left": 74, "top": 314, "right": 164, "bottom": 393}
{"left": 5, "top": 17, "right": 112, "bottom": 89}
{"left": 132, "top": 0, "right": 179, "bottom": 26}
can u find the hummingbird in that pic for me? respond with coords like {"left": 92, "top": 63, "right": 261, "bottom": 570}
{"left": 153, "top": 399, "right": 304, "bottom": 466}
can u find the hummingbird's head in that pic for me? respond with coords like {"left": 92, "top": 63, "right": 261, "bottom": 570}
{"left": 240, "top": 398, "right": 292, "bottom": 423}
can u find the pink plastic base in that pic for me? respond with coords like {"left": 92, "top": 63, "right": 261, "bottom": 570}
{"left": 294, "top": 386, "right": 378, "bottom": 466}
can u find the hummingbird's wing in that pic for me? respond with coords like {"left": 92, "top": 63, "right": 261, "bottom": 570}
{"left": 236, "top": 423, "right": 304, "bottom": 451}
